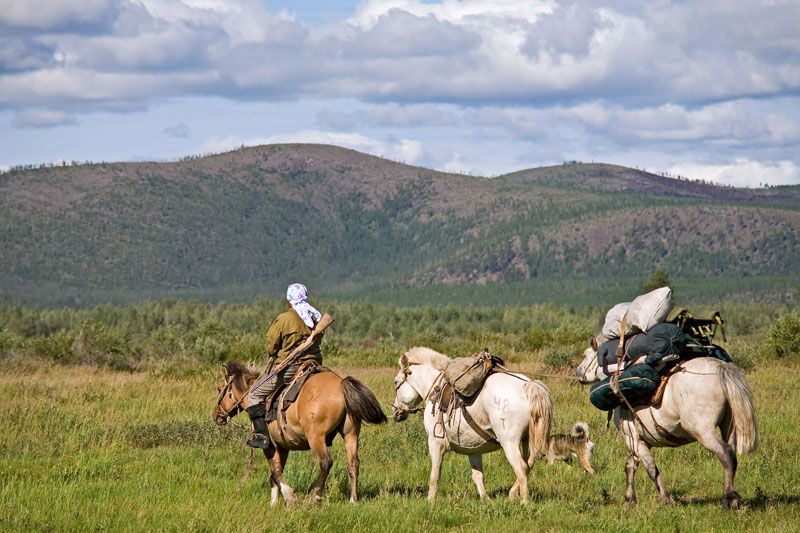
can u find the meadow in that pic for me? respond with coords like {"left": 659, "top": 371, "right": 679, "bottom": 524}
{"left": 1, "top": 300, "right": 799, "bottom": 531}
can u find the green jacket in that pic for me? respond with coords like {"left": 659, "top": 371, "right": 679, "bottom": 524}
{"left": 264, "top": 309, "right": 323, "bottom": 365}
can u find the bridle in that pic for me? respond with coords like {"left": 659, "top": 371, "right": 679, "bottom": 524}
{"left": 391, "top": 363, "right": 443, "bottom": 417}
{"left": 577, "top": 353, "right": 599, "bottom": 383}
{"left": 214, "top": 375, "right": 245, "bottom": 421}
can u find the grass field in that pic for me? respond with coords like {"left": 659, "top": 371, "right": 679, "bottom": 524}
{"left": 2, "top": 355, "right": 799, "bottom": 532}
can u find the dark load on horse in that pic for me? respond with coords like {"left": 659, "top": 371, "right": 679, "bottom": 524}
{"left": 596, "top": 322, "right": 732, "bottom": 370}
{"left": 589, "top": 363, "right": 661, "bottom": 411}
{"left": 589, "top": 289, "right": 735, "bottom": 411}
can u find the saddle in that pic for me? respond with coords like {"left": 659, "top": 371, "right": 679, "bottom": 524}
{"left": 265, "top": 361, "right": 326, "bottom": 423}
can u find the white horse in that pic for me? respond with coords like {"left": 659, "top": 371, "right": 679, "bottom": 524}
{"left": 575, "top": 348, "right": 759, "bottom": 508}
{"left": 391, "top": 347, "right": 552, "bottom": 502}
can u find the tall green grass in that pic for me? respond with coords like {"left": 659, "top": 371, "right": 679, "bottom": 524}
{"left": 1, "top": 356, "right": 799, "bottom": 531}
{"left": 2, "top": 300, "right": 799, "bottom": 530}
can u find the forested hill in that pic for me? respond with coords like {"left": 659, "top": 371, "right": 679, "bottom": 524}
{"left": 2, "top": 144, "right": 799, "bottom": 306}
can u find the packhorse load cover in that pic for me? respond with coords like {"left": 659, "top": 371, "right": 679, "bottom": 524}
{"left": 444, "top": 350, "right": 504, "bottom": 398}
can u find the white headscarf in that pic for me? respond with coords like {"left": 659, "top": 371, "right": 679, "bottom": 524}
{"left": 286, "top": 283, "right": 322, "bottom": 328}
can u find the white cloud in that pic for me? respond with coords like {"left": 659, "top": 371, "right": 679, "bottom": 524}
{"left": 0, "top": 1, "right": 798, "bottom": 184}
{"left": 0, "top": 0, "right": 117, "bottom": 30}
{"left": 351, "top": 0, "right": 554, "bottom": 28}
{"left": 668, "top": 159, "right": 800, "bottom": 188}
{"left": 316, "top": 103, "right": 460, "bottom": 129}
{"left": 3, "top": 1, "right": 799, "bottom": 107}
{"left": 13, "top": 108, "right": 76, "bottom": 128}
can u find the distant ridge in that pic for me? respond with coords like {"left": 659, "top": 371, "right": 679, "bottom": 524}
{"left": 1, "top": 144, "right": 798, "bottom": 306}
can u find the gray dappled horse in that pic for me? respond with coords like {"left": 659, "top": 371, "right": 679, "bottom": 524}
{"left": 392, "top": 347, "right": 552, "bottom": 503}
{"left": 575, "top": 348, "right": 759, "bottom": 508}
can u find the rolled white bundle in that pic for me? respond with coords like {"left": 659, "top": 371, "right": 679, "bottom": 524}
{"left": 600, "top": 286, "right": 673, "bottom": 339}
{"left": 601, "top": 302, "right": 630, "bottom": 340}
{"left": 627, "top": 286, "right": 672, "bottom": 332}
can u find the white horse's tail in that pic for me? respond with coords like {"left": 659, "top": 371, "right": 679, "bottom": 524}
{"left": 719, "top": 363, "right": 759, "bottom": 455}
{"left": 525, "top": 380, "right": 553, "bottom": 468}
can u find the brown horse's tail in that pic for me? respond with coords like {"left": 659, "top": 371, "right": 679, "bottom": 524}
{"left": 341, "top": 376, "right": 388, "bottom": 425}
{"left": 526, "top": 379, "right": 553, "bottom": 469}
{"left": 719, "top": 363, "right": 759, "bottom": 455}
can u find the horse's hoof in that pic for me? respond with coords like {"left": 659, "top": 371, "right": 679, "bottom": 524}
{"left": 660, "top": 495, "right": 675, "bottom": 506}
{"left": 722, "top": 493, "right": 743, "bottom": 510}
{"left": 624, "top": 498, "right": 637, "bottom": 507}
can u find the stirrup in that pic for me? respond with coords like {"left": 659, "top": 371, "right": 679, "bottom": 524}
{"left": 246, "top": 432, "right": 271, "bottom": 450}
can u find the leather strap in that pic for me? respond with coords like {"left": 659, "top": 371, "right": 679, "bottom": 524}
{"left": 460, "top": 405, "right": 497, "bottom": 443}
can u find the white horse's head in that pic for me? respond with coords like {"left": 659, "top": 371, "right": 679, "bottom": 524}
{"left": 391, "top": 347, "right": 449, "bottom": 422}
{"left": 391, "top": 353, "right": 424, "bottom": 421}
{"left": 575, "top": 346, "right": 603, "bottom": 384}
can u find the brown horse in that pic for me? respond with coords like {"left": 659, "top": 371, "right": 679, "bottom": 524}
{"left": 212, "top": 361, "right": 387, "bottom": 504}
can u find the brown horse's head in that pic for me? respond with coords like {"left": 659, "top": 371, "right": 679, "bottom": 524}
{"left": 212, "top": 361, "right": 258, "bottom": 426}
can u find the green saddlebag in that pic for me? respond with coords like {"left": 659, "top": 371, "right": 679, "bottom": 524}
{"left": 589, "top": 363, "right": 661, "bottom": 411}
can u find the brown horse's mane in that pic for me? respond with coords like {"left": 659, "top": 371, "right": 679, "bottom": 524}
{"left": 224, "top": 361, "right": 260, "bottom": 391}
{"left": 404, "top": 346, "right": 450, "bottom": 370}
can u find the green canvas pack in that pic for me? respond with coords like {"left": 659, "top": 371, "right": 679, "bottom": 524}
{"left": 589, "top": 363, "right": 661, "bottom": 411}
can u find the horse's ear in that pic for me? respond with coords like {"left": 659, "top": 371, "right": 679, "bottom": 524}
{"left": 589, "top": 336, "right": 599, "bottom": 351}
{"left": 220, "top": 364, "right": 229, "bottom": 377}
{"left": 400, "top": 353, "right": 408, "bottom": 368}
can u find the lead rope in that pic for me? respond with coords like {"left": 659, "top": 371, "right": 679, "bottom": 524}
{"left": 238, "top": 447, "right": 255, "bottom": 491}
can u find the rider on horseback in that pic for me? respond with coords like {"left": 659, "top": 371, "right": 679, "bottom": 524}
{"left": 244, "top": 283, "right": 325, "bottom": 449}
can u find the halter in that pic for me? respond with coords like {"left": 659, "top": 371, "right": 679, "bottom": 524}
{"left": 581, "top": 355, "right": 599, "bottom": 382}
{"left": 214, "top": 375, "right": 245, "bottom": 421}
{"left": 392, "top": 363, "right": 443, "bottom": 417}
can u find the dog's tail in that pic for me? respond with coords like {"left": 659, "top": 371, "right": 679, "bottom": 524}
{"left": 571, "top": 421, "right": 590, "bottom": 439}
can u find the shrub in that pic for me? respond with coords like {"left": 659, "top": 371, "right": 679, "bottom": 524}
{"left": 523, "top": 328, "right": 550, "bottom": 351}
{"left": 229, "top": 333, "right": 263, "bottom": 363}
{"left": 144, "top": 324, "right": 188, "bottom": 359}
{"left": 767, "top": 313, "right": 800, "bottom": 357}
{"left": 192, "top": 321, "right": 234, "bottom": 363}
{"left": 25, "top": 331, "right": 76, "bottom": 362}
{"left": 0, "top": 329, "right": 19, "bottom": 358}
{"left": 73, "top": 322, "right": 138, "bottom": 369}
{"left": 542, "top": 345, "right": 578, "bottom": 369}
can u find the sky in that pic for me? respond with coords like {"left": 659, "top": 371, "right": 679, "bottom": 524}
{"left": 1, "top": 0, "right": 799, "bottom": 187}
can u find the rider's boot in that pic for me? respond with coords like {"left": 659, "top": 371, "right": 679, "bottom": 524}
{"left": 245, "top": 404, "right": 271, "bottom": 450}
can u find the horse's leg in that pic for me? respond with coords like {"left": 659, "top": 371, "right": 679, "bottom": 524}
{"left": 500, "top": 439, "right": 529, "bottom": 503}
{"left": 521, "top": 436, "right": 532, "bottom": 469}
{"left": 634, "top": 441, "right": 673, "bottom": 505}
{"left": 307, "top": 432, "right": 333, "bottom": 501}
{"left": 468, "top": 454, "right": 487, "bottom": 499}
{"left": 427, "top": 437, "right": 446, "bottom": 502}
{"left": 262, "top": 449, "right": 281, "bottom": 506}
{"left": 695, "top": 430, "right": 741, "bottom": 509}
{"left": 624, "top": 452, "right": 639, "bottom": 506}
{"left": 343, "top": 416, "right": 362, "bottom": 503}
{"left": 268, "top": 447, "right": 295, "bottom": 504}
